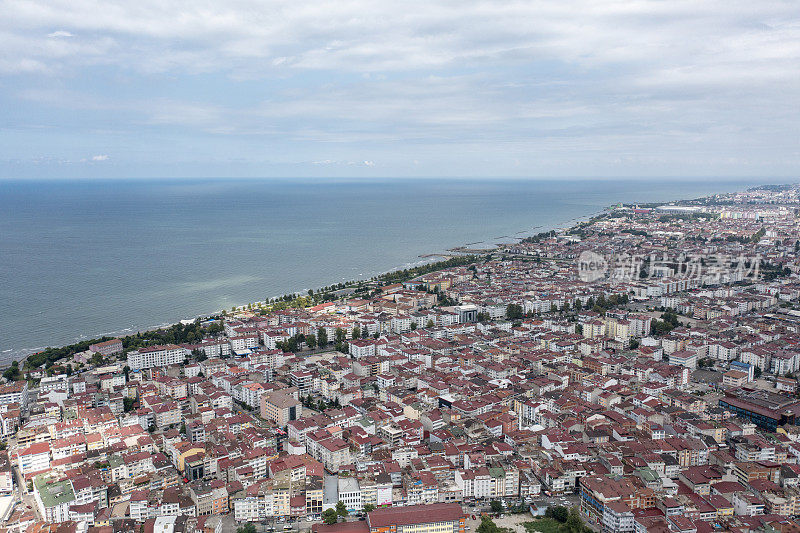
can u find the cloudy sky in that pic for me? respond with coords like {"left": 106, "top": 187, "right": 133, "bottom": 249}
{"left": 1, "top": 0, "right": 798, "bottom": 179}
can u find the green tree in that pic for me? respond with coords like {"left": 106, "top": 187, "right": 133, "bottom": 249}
{"left": 306, "top": 334, "right": 317, "bottom": 350}
{"left": 545, "top": 506, "right": 568, "bottom": 523}
{"left": 318, "top": 328, "right": 328, "bottom": 347}
{"left": 506, "top": 304, "right": 524, "bottom": 320}
{"left": 336, "top": 501, "right": 349, "bottom": 517}
{"left": 352, "top": 326, "right": 361, "bottom": 340}
{"left": 564, "top": 506, "right": 589, "bottom": 533}
{"left": 426, "top": 319, "right": 435, "bottom": 328}
{"left": 334, "top": 328, "right": 348, "bottom": 353}
{"left": 477, "top": 516, "right": 500, "bottom": 533}
{"left": 754, "top": 366, "right": 763, "bottom": 379}
{"left": 123, "top": 397, "right": 136, "bottom": 412}
{"left": 490, "top": 500, "right": 503, "bottom": 514}
{"left": 3, "top": 361, "right": 21, "bottom": 381}
{"left": 237, "top": 523, "right": 257, "bottom": 533}
{"left": 322, "top": 509, "right": 339, "bottom": 525}
{"left": 363, "top": 503, "right": 376, "bottom": 514}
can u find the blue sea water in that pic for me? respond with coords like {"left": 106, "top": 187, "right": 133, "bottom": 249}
{"left": 0, "top": 177, "right": 770, "bottom": 362}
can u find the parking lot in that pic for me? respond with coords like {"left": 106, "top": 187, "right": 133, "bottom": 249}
{"left": 221, "top": 515, "right": 320, "bottom": 533}
{"left": 461, "top": 495, "right": 581, "bottom": 533}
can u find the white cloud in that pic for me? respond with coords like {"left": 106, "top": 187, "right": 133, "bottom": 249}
{"left": 47, "top": 30, "right": 74, "bottom": 38}
{"left": 1, "top": 0, "right": 799, "bottom": 177}
{"left": 1, "top": 0, "right": 797, "bottom": 83}
{"left": 91, "top": 154, "right": 109, "bottom": 161}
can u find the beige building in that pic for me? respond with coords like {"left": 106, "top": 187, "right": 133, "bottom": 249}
{"left": 261, "top": 392, "right": 302, "bottom": 426}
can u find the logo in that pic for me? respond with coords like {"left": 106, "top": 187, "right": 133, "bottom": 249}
{"left": 578, "top": 251, "right": 608, "bottom": 282}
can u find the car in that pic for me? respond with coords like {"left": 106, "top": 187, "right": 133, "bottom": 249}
{"left": 471, "top": 515, "right": 476, "bottom": 520}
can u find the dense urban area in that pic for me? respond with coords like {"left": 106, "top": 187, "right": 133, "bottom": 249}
{"left": 4, "top": 184, "right": 800, "bottom": 533}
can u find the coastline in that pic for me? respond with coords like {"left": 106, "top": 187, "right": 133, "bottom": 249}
{"left": 0, "top": 179, "right": 762, "bottom": 366}
{"left": 0, "top": 219, "right": 566, "bottom": 366}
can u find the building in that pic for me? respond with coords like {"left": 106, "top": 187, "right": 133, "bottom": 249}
{"left": 17, "top": 442, "right": 50, "bottom": 476}
{"left": 0, "top": 381, "right": 29, "bottom": 409}
{"left": 319, "top": 438, "right": 351, "bottom": 472}
{"left": 579, "top": 476, "right": 655, "bottom": 525}
{"left": 669, "top": 350, "right": 698, "bottom": 370}
{"left": 722, "top": 370, "right": 749, "bottom": 388}
{"left": 89, "top": 339, "right": 123, "bottom": 357}
{"left": 718, "top": 389, "right": 800, "bottom": 431}
{"left": 33, "top": 475, "right": 75, "bottom": 523}
{"left": 338, "top": 477, "right": 362, "bottom": 512}
{"left": 367, "top": 503, "right": 465, "bottom": 533}
{"left": 602, "top": 500, "right": 635, "bottom": 533}
{"left": 261, "top": 392, "right": 302, "bottom": 426}
{"left": 127, "top": 344, "right": 187, "bottom": 370}
{"left": 0, "top": 452, "right": 13, "bottom": 493}
{"left": 454, "top": 305, "right": 478, "bottom": 324}
{"left": 38, "top": 375, "right": 68, "bottom": 393}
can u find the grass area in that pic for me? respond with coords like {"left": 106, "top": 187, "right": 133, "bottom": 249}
{"left": 523, "top": 519, "right": 563, "bottom": 533}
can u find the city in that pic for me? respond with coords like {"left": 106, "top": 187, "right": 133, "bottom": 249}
{"left": 3, "top": 184, "right": 800, "bottom": 533}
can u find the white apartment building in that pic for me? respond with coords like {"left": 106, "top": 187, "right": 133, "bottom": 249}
{"left": 127, "top": 344, "right": 187, "bottom": 370}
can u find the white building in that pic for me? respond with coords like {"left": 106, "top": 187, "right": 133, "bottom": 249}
{"left": 0, "top": 381, "right": 29, "bottom": 409}
{"left": 17, "top": 442, "right": 50, "bottom": 475}
{"left": 337, "top": 477, "right": 362, "bottom": 512}
{"left": 33, "top": 476, "right": 75, "bottom": 523}
{"left": 127, "top": 344, "right": 187, "bottom": 370}
{"left": 602, "top": 501, "right": 635, "bottom": 533}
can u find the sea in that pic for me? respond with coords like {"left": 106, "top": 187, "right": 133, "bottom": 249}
{"left": 0, "top": 177, "right": 773, "bottom": 364}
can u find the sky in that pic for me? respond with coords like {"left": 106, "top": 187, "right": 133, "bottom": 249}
{"left": 1, "top": 0, "right": 799, "bottom": 179}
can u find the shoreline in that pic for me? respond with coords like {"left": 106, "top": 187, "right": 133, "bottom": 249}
{"left": 0, "top": 223, "right": 559, "bottom": 366}
{"left": 0, "top": 181, "right": 760, "bottom": 366}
